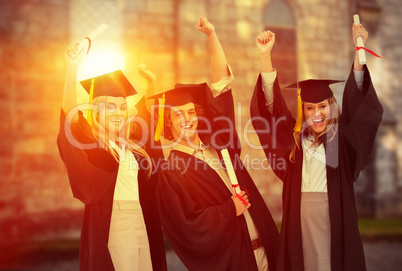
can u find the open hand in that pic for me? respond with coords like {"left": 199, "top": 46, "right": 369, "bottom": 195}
{"left": 138, "top": 63, "right": 156, "bottom": 83}
{"left": 195, "top": 16, "right": 215, "bottom": 36}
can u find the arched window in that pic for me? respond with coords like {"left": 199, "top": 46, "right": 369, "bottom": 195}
{"left": 263, "top": 0, "right": 297, "bottom": 87}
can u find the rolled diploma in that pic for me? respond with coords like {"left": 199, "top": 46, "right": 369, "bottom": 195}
{"left": 353, "top": 14, "right": 366, "bottom": 65}
{"left": 77, "top": 24, "right": 108, "bottom": 54}
{"left": 221, "top": 149, "right": 241, "bottom": 194}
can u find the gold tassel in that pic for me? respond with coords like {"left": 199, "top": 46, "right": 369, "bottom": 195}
{"left": 87, "top": 78, "right": 95, "bottom": 126}
{"left": 293, "top": 82, "right": 302, "bottom": 132}
{"left": 154, "top": 93, "right": 165, "bottom": 141}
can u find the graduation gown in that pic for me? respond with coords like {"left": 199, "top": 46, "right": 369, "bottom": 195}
{"left": 155, "top": 90, "right": 279, "bottom": 271}
{"left": 57, "top": 98, "right": 167, "bottom": 271}
{"left": 250, "top": 65, "right": 383, "bottom": 271}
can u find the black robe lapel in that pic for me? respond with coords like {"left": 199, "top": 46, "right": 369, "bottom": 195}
{"left": 168, "top": 150, "right": 233, "bottom": 199}
{"left": 323, "top": 132, "right": 343, "bottom": 271}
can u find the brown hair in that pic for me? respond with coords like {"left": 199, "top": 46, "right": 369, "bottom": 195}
{"left": 90, "top": 96, "right": 152, "bottom": 177}
{"left": 289, "top": 97, "right": 341, "bottom": 163}
{"left": 162, "top": 103, "right": 205, "bottom": 141}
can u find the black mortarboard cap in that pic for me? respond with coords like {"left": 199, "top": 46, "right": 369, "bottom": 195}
{"left": 286, "top": 79, "right": 344, "bottom": 103}
{"left": 80, "top": 70, "right": 137, "bottom": 98}
{"left": 148, "top": 83, "right": 209, "bottom": 106}
{"left": 148, "top": 82, "right": 210, "bottom": 141}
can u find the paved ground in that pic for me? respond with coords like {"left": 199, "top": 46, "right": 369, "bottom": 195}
{"left": 363, "top": 241, "right": 402, "bottom": 271}
{"left": 167, "top": 241, "right": 402, "bottom": 271}
{"left": 2, "top": 241, "right": 402, "bottom": 270}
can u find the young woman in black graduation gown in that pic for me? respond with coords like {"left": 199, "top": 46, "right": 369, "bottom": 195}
{"left": 57, "top": 43, "right": 166, "bottom": 271}
{"left": 250, "top": 23, "right": 383, "bottom": 271}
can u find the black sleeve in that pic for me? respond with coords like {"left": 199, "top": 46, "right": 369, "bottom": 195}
{"left": 205, "top": 89, "right": 242, "bottom": 153}
{"left": 155, "top": 167, "right": 237, "bottom": 266}
{"left": 57, "top": 109, "right": 118, "bottom": 205}
{"left": 250, "top": 73, "right": 295, "bottom": 181}
{"left": 340, "top": 64, "right": 383, "bottom": 181}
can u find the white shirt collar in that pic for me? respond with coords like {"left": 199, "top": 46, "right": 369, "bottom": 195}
{"left": 172, "top": 138, "right": 206, "bottom": 156}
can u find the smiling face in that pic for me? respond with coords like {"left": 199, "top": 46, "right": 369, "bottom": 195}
{"left": 303, "top": 99, "right": 331, "bottom": 136}
{"left": 167, "top": 102, "right": 199, "bottom": 146}
{"left": 98, "top": 96, "right": 128, "bottom": 134}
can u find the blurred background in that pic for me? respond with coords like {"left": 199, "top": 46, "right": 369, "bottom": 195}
{"left": 0, "top": 0, "right": 401, "bottom": 270}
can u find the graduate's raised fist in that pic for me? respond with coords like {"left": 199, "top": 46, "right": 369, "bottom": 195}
{"left": 352, "top": 23, "right": 368, "bottom": 46}
{"left": 195, "top": 16, "right": 215, "bottom": 36}
{"left": 256, "top": 30, "right": 275, "bottom": 54}
{"left": 138, "top": 63, "right": 156, "bottom": 83}
{"left": 64, "top": 43, "right": 85, "bottom": 67}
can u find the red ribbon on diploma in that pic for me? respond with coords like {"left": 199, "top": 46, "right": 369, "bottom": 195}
{"left": 232, "top": 184, "right": 250, "bottom": 206}
{"left": 84, "top": 37, "right": 92, "bottom": 55}
{"left": 355, "top": 47, "right": 381, "bottom": 58}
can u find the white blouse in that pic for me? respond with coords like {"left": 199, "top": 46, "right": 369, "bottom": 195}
{"left": 301, "top": 134, "right": 327, "bottom": 192}
{"left": 109, "top": 141, "right": 140, "bottom": 201}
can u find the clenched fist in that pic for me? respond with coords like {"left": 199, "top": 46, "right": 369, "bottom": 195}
{"left": 256, "top": 30, "right": 276, "bottom": 55}
{"left": 195, "top": 16, "right": 215, "bottom": 36}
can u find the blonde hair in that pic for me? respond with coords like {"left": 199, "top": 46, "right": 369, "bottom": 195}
{"left": 90, "top": 96, "right": 152, "bottom": 177}
{"left": 289, "top": 97, "right": 341, "bottom": 163}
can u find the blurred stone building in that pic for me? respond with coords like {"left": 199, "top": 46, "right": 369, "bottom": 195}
{"left": 0, "top": 0, "right": 401, "bottom": 259}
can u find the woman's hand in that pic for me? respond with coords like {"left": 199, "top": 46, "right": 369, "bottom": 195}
{"left": 64, "top": 43, "right": 85, "bottom": 69}
{"left": 231, "top": 191, "right": 251, "bottom": 216}
{"left": 139, "top": 63, "right": 156, "bottom": 111}
{"left": 62, "top": 43, "right": 84, "bottom": 118}
{"left": 138, "top": 63, "right": 156, "bottom": 84}
{"left": 257, "top": 31, "right": 275, "bottom": 73}
{"left": 195, "top": 16, "right": 215, "bottom": 36}
{"left": 352, "top": 23, "right": 368, "bottom": 46}
{"left": 353, "top": 23, "right": 368, "bottom": 71}
{"left": 256, "top": 30, "right": 275, "bottom": 55}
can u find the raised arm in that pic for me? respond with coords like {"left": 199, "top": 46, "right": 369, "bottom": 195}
{"left": 341, "top": 22, "right": 383, "bottom": 181}
{"left": 256, "top": 30, "right": 275, "bottom": 73}
{"left": 62, "top": 43, "right": 85, "bottom": 123}
{"left": 256, "top": 30, "right": 277, "bottom": 113}
{"left": 250, "top": 31, "right": 295, "bottom": 180}
{"left": 138, "top": 63, "right": 156, "bottom": 113}
{"left": 352, "top": 23, "right": 368, "bottom": 71}
{"left": 195, "top": 17, "right": 230, "bottom": 83}
{"left": 195, "top": 18, "right": 240, "bottom": 150}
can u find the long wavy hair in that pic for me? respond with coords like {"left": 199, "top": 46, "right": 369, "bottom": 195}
{"left": 90, "top": 96, "right": 152, "bottom": 177}
{"left": 289, "top": 97, "right": 341, "bottom": 163}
